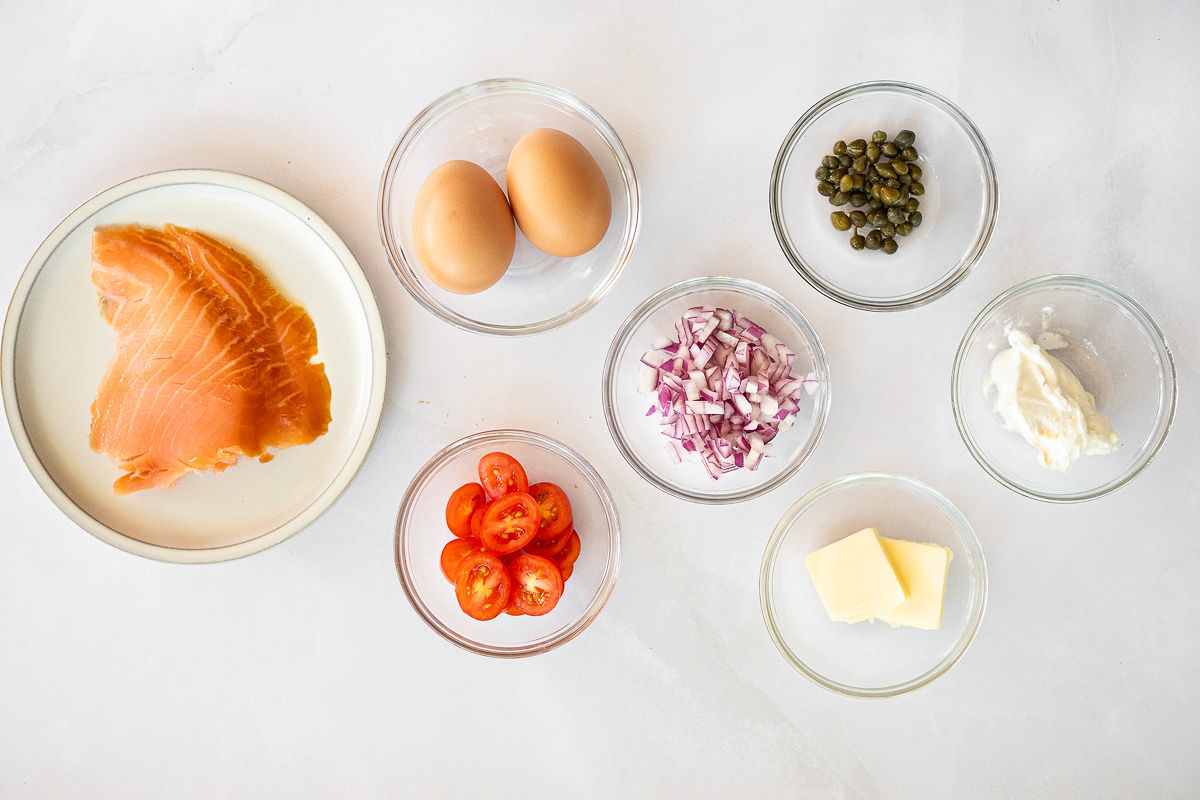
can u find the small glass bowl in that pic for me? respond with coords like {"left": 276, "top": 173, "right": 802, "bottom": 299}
{"left": 602, "top": 277, "right": 831, "bottom": 504}
{"left": 395, "top": 430, "right": 620, "bottom": 657}
{"left": 952, "top": 275, "right": 1177, "bottom": 502}
{"left": 770, "top": 81, "right": 998, "bottom": 311}
{"left": 760, "top": 473, "right": 987, "bottom": 697}
{"left": 379, "top": 78, "right": 639, "bottom": 336}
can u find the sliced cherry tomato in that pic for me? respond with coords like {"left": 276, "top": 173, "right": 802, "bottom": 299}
{"left": 454, "top": 553, "right": 512, "bottom": 621}
{"left": 553, "top": 531, "right": 581, "bottom": 572}
{"left": 478, "top": 491, "right": 540, "bottom": 555}
{"left": 508, "top": 554, "right": 564, "bottom": 616}
{"left": 445, "top": 483, "right": 487, "bottom": 539}
{"left": 559, "top": 562, "right": 573, "bottom": 582}
{"left": 440, "top": 538, "right": 486, "bottom": 583}
{"left": 478, "top": 452, "right": 529, "bottom": 500}
{"left": 524, "top": 527, "right": 573, "bottom": 559}
{"left": 468, "top": 500, "right": 490, "bottom": 539}
{"left": 503, "top": 603, "right": 525, "bottom": 616}
{"left": 529, "top": 482, "right": 573, "bottom": 541}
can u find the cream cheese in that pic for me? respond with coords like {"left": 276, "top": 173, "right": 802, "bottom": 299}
{"left": 983, "top": 330, "right": 1119, "bottom": 470}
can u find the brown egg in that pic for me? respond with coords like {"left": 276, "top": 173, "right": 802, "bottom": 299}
{"left": 506, "top": 129, "right": 612, "bottom": 258}
{"left": 412, "top": 160, "right": 515, "bottom": 294}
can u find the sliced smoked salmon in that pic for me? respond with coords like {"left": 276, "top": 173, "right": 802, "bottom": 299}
{"left": 89, "top": 224, "right": 331, "bottom": 494}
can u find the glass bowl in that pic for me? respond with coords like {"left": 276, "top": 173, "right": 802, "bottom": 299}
{"left": 602, "top": 277, "right": 831, "bottom": 504}
{"left": 952, "top": 275, "right": 1176, "bottom": 502}
{"left": 760, "top": 473, "right": 987, "bottom": 697}
{"left": 379, "top": 78, "right": 640, "bottom": 336}
{"left": 770, "top": 81, "right": 998, "bottom": 311}
{"left": 395, "top": 429, "right": 620, "bottom": 656}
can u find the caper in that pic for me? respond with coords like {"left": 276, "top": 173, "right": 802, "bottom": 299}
{"left": 878, "top": 186, "right": 900, "bottom": 206}
{"left": 881, "top": 237, "right": 899, "bottom": 254}
{"left": 817, "top": 181, "right": 836, "bottom": 197}
{"left": 897, "top": 222, "right": 913, "bottom": 236}
{"left": 815, "top": 165, "right": 831, "bottom": 181}
{"left": 865, "top": 143, "right": 880, "bottom": 163}
{"left": 830, "top": 167, "right": 847, "bottom": 182}
{"left": 849, "top": 234, "right": 866, "bottom": 250}
{"left": 832, "top": 140, "right": 847, "bottom": 156}
{"left": 846, "top": 139, "right": 867, "bottom": 157}
{"left": 838, "top": 154, "right": 852, "bottom": 168}
{"left": 886, "top": 206, "right": 906, "bottom": 224}
{"left": 822, "top": 155, "right": 839, "bottom": 169}
{"left": 909, "top": 181, "right": 925, "bottom": 196}
{"left": 905, "top": 197, "right": 920, "bottom": 213}
{"left": 890, "top": 159, "right": 908, "bottom": 176}
{"left": 875, "top": 162, "right": 896, "bottom": 180}
{"left": 869, "top": 183, "right": 882, "bottom": 200}
{"left": 865, "top": 230, "right": 883, "bottom": 250}
{"left": 907, "top": 163, "right": 922, "bottom": 181}
{"left": 881, "top": 222, "right": 897, "bottom": 238}
{"left": 867, "top": 210, "right": 887, "bottom": 227}
{"left": 831, "top": 211, "right": 852, "bottom": 231}
{"left": 894, "top": 130, "right": 916, "bottom": 147}
{"left": 851, "top": 156, "right": 868, "bottom": 174}
{"left": 910, "top": 211, "right": 923, "bottom": 227}
{"left": 898, "top": 173, "right": 912, "bottom": 186}
{"left": 900, "top": 146, "right": 919, "bottom": 162}
{"left": 886, "top": 178, "right": 901, "bottom": 190}
{"left": 830, "top": 190, "right": 850, "bottom": 205}
{"left": 868, "top": 198, "right": 884, "bottom": 211}
{"left": 882, "top": 142, "right": 899, "bottom": 157}
{"left": 871, "top": 130, "right": 887, "bottom": 144}
{"left": 849, "top": 210, "right": 867, "bottom": 227}
{"left": 839, "top": 174, "right": 856, "bottom": 193}
{"left": 848, "top": 191, "right": 868, "bottom": 207}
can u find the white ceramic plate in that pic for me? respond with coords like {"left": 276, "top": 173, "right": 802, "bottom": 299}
{"left": 1, "top": 169, "right": 387, "bottom": 562}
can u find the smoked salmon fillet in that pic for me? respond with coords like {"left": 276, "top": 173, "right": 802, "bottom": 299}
{"left": 89, "top": 224, "right": 332, "bottom": 494}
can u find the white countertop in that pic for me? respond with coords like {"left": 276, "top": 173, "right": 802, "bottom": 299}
{"left": 2, "top": 2, "right": 1198, "bottom": 797}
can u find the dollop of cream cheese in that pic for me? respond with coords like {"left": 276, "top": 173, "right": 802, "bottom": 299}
{"left": 983, "top": 330, "right": 1119, "bottom": 471}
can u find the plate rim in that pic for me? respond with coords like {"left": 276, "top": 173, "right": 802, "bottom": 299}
{"left": 1, "top": 168, "right": 388, "bottom": 563}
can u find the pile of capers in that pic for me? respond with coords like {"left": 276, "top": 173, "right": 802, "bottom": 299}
{"left": 815, "top": 129, "right": 925, "bottom": 255}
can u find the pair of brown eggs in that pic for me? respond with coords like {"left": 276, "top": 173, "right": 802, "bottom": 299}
{"left": 412, "top": 128, "right": 612, "bottom": 295}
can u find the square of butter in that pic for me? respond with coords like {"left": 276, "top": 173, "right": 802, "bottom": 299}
{"left": 874, "top": 539, "right": 953, "bottom": 630}
{"left": 804, "top": 527, "right": 908, "bottom": 624}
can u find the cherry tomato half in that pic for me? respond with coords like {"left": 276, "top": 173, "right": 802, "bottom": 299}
{"left": 524, "top": 527, "right": 574, "bottom": 559}
{"left": 454, "top": 553, "right": 512, "bottom": 621}
{"left": 508, "top": 554, "right": 564, "bottom": 616}
{"left": 478, "top": 491, "right": 540, "bottom": 555}
{"left": 440, "top": 537, "right": 486, "bottom": 583}
{"left": 559, "top": 562, "right": 573, "bottom": 582}
{"left": 478, "top": 452, "right": 529, "bottom": 500}
{"left": 445, "top": 483, "right": 487, "bottom": 539}
{"left": 553, "top": 531, "right": 581, "bottom": 572}
{"left": 468, "top": 500, "right": 490, "bottom": 539}
{"left": 529, "top": 482, "right": 573, "bottom": 541}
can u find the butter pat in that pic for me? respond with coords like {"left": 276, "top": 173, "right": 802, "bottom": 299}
{"left": 875, "top": 539, "right": 953, "bottom": 630}
{"left": 805, "top": 528, "right": 908, "bottom": 623}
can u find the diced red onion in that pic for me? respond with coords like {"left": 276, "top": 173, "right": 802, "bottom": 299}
{"left": 639, "top": 305, "right": 818, "bottom": 480}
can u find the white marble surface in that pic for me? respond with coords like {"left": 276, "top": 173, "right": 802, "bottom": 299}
{"left": 2, "top": 2, "right": 1198, "bottom": 797}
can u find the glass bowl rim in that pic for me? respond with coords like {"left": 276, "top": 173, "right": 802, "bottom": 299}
{"left": 758, "top": 471, "right": 988, "bottom": 697}
{"left": 377, "top": 77, "right": 641, "bottom": 337}
{"left": 602, "top": 275, "right": 832, "bottom": 504}
{"left": 394, "top": 428, "right": 622, "bottom": 657}
{"left": 951, "top": 273, "right": 1178, "bottom": 503}
{"left": 769, "top": 79, "right": 999, "bottom": 312}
